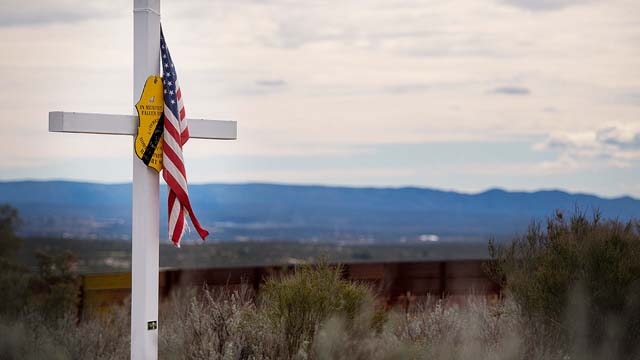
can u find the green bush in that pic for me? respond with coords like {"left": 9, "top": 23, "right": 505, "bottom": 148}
{"left": 0, "top": 204, "right": 28, "bottom": 318}
{"left": 0, "top": 204, "right": 21, "bottom": 259}
{"left": 28, "top": 250, "right": 80, "bottom": 321}
{"left": 260, "top": 262, "right": 375, "bottom": 358}
{"left": 488, "top": 210, "right": 640, "bottom": 357}
{"left": 0, "top": 204, "right": 80, "bottom": 321}
{"left": 0, "top": 261, "right": 29, "bottom": 319}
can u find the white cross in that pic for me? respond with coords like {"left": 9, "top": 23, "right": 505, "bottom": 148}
{"left": 47, "top": 1, "right": 237, "bottom": 359}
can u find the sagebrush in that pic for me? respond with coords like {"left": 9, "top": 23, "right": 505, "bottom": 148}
{"left": 488, "top": 210, "right": 640, "bottom": 358}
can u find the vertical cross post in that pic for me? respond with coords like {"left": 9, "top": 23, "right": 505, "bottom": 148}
{"left": 132, "top": 0, "right": 160, "bottom": 359}
{"left": 48, "top": 1, "right": 237, "bottom": 358}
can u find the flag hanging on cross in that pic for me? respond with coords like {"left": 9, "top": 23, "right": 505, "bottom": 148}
{"left": 160, "top": 27, "right": 209, "bottom": 246}
{"left": 48, "top": 1, "right": 238, "bottom": 357}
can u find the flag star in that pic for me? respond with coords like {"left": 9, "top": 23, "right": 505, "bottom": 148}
{"left": 162, "top": 54, "right": 166, "bottom": 58}
{"left": 168, "top": 81, "right": 172, "bottom": 86}
{"left": 164, "top": 63, "right": 168, "bottom": 68}
{"left": 164, "top": 89, "right": 167, "bottom": 93}
{"left": 171, "top": 100, "right": 175, "bottom": 104}
{"left": 169, "top": 90, "right": 174, "bottom": 95}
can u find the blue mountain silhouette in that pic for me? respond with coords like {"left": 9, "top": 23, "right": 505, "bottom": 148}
{"left": 0, "top": 181, "right": 637, "bottom": 242}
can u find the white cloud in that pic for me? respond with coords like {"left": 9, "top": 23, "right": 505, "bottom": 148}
{"left": 0, "top": 0, "right": 127, "bottom": 26}
{"left": 0, "top": 0, "right": 639, "bottom": 196}
{"left": 534, "top": 124, "right": 640, "bottom": 171}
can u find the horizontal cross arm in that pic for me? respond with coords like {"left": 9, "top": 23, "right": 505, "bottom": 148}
{"left": 48, "top": 111, "right": 237, "bottom": 140}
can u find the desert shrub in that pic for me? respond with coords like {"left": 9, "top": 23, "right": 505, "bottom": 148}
{"left": 0, "top": 262, "right": 29, "bottom": 319}
{"left": 488, "top": 210, "right": 640, "bottom": 357}
{"left": 400, "top": 299, "right": 465, "bottom": 351}
{"left": 0, "top": 205, "right": 79, "bottom": 320}
{"left": 0, "top": 303, "right": 129, "bottom": 360}
{"left": 158, "top": 265, "right": 395, "bottom": 360}
{"left": 0, "top": 204, "right": 21, "bottom": 259}
{"left": 159, "top": 285, "right": 256, "bottom": 360}
{"left": 0, "top": 316, "right": 67, "bottom": 360}
{"left": 0, "top": 205, "right": 111, "bottom": 358}
{"left": 0, "top": 250, "right": 79, "bottom": 321}
{"left": 0, "top": 204, "right": 28, "bottom": 318}
{"left": 28, "top": 250, "right": 80, "bottom": 321}
{"left": 313, "top": 313, "right": 408, "bottom": 360}
{"left": 50, "top": 303, "right": 129, "bottom": 360}
{"left": 5, "top": 258, "right": 621, "bottom": 360}
{"left": 259, "top": 262, "right": 375, "bottom": 358}
{"left": 388, "top": 296, "right": 525, "bottom": 360}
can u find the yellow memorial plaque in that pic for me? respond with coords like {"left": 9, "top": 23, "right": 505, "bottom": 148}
{"left": 135, "top": 75, "right": 164, "bottom": 172}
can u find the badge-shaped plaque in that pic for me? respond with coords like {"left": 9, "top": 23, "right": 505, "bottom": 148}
{"left": 135, "top": 75, "right": 164, "bottom": 172}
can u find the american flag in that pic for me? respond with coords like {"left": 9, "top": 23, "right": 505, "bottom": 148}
{"left": 160, "top": 26, "right": 209, "bottom": 246}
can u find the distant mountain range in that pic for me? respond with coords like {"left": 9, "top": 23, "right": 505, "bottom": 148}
{"left": 0, "top": 181, "right": 638, "bottom": 243}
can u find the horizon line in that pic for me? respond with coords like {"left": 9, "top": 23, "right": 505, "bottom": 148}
{"left": 0, "top": 178, "right": 636, "bottom": 201}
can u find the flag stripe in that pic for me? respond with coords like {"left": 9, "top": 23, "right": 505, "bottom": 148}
{"left": 168, "top": 191, "right": 181, "bottom": 237}
{"left": 163, "top": 157, "right": 188, "bottom": 194}
{"left": 163, "top": 171, "right": 209, "bottom": 239}
{"left": 162, "top": 139, "right": 186, "bottom": 177}
{"left": 161, "top": 26, "right": 208, "bottom": 246}
{"left": 163, "top": 109, "right": 184, "bottom": 152}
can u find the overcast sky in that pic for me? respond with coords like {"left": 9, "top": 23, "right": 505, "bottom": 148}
{"left": 0, "top": 0, "right": 639, "bottom": 197}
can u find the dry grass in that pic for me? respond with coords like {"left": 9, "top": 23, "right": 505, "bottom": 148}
{"left": 1, "top": 264, "right": 637, "bottom": 359}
